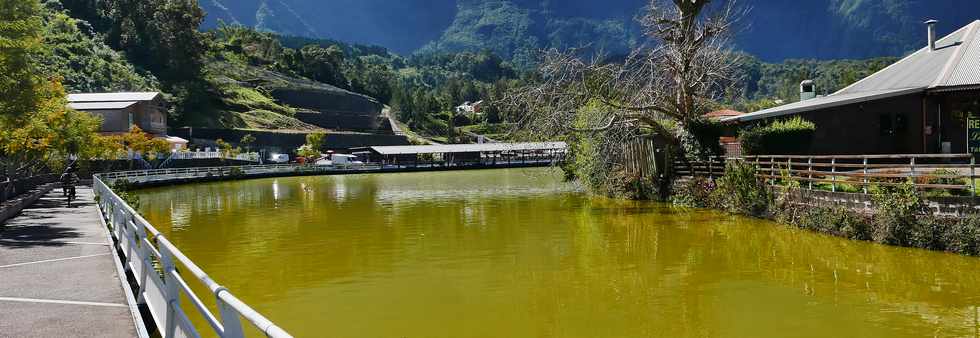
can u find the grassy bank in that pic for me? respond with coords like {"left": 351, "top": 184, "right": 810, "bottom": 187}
{"left": 672, "top": 162, "right": 980, "bottom": 256}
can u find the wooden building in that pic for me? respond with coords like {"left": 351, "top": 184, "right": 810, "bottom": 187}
{"left": 724, "top": 20, "right": 980, "bottom": 157}
{"left": 67, "top": 92, "right": 188, "bottom": 150}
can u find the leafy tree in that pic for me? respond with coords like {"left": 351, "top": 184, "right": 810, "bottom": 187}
{"left": 1, "top": 80, "right": 120, "bottom": 172}
{"left": 0, "top": 0, "right": 119, "bottom": 175}
{"left": 0, "top": 0, "right": 45, "bottom": 118}
{"left": 296, "top": 45, "right": 347, "bottom": 88}
{"left": 239, "top": 133, "right": 256, "bottom": 152}
{"left": 215, "top": 138, "right": 241, "bottom": 159}
{"left": 296, "top": 131, "right": 325, "bottom": 159}
{"left": 118, "top": 126, "right": 170, "bottom": 159}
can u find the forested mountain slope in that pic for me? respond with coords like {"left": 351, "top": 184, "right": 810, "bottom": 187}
{"left": 200, "top": 0, "right": 980, "bottom": 62}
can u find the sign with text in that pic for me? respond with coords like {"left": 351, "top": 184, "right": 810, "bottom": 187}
{"left": 970, "top": 112, "right": 980, "bottom": 154}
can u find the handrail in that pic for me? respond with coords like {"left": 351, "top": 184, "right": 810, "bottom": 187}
{"left": 93, "top": 175, "right": 293, "bottom": 338}
{"left": 675, "top": 153, "right": 977, "bottom": 195}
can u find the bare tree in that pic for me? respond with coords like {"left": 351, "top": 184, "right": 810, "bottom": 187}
{"left": 506, "top": 0, "right": 743, "bottom": 193}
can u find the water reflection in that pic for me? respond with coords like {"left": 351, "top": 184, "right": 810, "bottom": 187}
{"left": 136, "top": 168, "right": 980, "bottom": 338}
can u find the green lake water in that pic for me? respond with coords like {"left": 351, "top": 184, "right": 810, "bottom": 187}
{"left": 136, "top": 168, "right": 980, "bottom": 337}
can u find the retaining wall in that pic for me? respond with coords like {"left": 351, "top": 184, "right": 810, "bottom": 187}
{"left": 170, "top": 128, "right": 411, "bottom": 152}
{"left": 774, "top": 188, "right": 980, "bottom": 217}
{"left": 0, "top": 183, "right": 57, "bottom": 224}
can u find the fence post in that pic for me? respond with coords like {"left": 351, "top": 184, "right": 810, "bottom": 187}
{"left": 216, "top": 292, "right": 245, "bottom": 338}
{"left": 862, "top": 157, "right": 869, "bottom": 194}
{"left": 159, "top": 243, "right": 180, "bottom": 338}
{"left": 708, "top": 158, "right": 713, "bottom": 180}
{"left": 787, "top": 158, "right": 793, "bottom": 186}
{"left": 770, "top": 156, "right": 776, "bottom": 185}
{"left": 831, "top": 157, "right": 837, "bottom": 192}
{"left": 910, "top": 156, "right": 916, "bottom": 183}
{"left": 972, "top": 156, "right": 976, "bottom": 197}
{"left": 807, "top": 157, "right": 813, "bottom": 190}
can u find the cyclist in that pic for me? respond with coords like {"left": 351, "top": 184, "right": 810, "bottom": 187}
{"left": 60, "top": 164, "right": 79, "bottom": 207}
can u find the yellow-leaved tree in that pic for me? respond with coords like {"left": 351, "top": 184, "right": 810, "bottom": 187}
{"left": 0, "top": 0, "right": 121, "bottom": 176}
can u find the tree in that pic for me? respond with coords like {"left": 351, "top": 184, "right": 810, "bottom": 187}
{"left": 296, "top": 132, "right": 325, "bottom": 159}
{"left": 215, "top": 138, "right": 241, "bottom": 160}
{"left": 1, "top": 80, "right": 122, "bottom": 174}
{"left": 0, "top": 0, "right": 44, "bottom": 118}
{"left": 118, "top": 126, "right": 170, "bottom": 160}
{"left": 0, "top": 0, "right": 120, "bottom": 177}
{"left": 239, "top": 133, "right": 256, "bottom": 152}
{"left": 506, "top": 0, "right": 743, "bottom": 194}
{"left": 297, "top": 45, "right": 347, "bottom": 88}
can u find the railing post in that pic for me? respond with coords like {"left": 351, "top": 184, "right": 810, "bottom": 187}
{"left": 862, "top": 157, "right": 869, "bottom": 194}
{"left": 831, "top": 157, "right": 837, "bottom": 192}
{"left": 972, "top": 156, "right": 976, "bottom": 197}
{"left": 910, "top": 157, "right": 916, "bottom": 184}
{"left": 770, "top": 156, "right": 776, "bottom": 186}
{"left": 159, "top": 243, "right": 181, "bottom": 338}
{"left": 787, "top": 158, "right": 793, "bottom": 187}
{"left": 807, "top": 157, "right": 813, "bottom": 190}
{"left": 215, "top": 290, "right": 246, "bottom": 338}
{"left": 708, "top": 158, "right": 713, "bottom": 180}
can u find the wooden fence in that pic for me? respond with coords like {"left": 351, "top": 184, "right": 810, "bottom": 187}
{"left": 675, "top": 154, "right": 977, "bottom": 195}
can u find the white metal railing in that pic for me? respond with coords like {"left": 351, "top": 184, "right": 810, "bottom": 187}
{"left": 94, "top": 176, "right": 293, "bottom": 338}
{"left": 167, "top": 151, "right": 260, "bottom": 162}
{"left": 98, "top": 164, "right": 384, "bottom": 183}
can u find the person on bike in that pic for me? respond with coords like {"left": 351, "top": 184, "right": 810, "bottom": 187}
{"left": 60, "top": 164, "right": 79, "bottom": 206}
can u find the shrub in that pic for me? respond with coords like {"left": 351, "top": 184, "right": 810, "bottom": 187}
{"left": 870, "top": 180, "right": 925, "bottom": 246}
{"left": 110, "top": 179, "right": 141, "bottom": 210}
{"left": 607, "top": 169, "right": 660, "bottom": 200}
{"left": 943, "top": 215, "right": 980, "bottom": 255}
{"left": 739, "top": 117, "right": 816, "bottom": 155}
{"left": 672, "top": 177, "right": 716, "bottom": 208}
{"left": 711, "top": 161, "right": 770, "bottom": 216}
{"left": 921, "top": 168, "right": 970, "bottom": 197}
{"left": 680, "top": 118, "right": 724, "bottom": 159}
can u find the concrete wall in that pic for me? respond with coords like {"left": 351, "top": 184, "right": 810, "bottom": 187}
{"left": 169, "top": 128, "right": 411, "bottom": 153}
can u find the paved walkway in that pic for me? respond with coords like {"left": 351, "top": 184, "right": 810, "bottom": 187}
{"left": 0, "top": 187, "right": 140, "bottom": 338}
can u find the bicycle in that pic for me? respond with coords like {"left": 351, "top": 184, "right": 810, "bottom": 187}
{"left": 61, "top": 166, "right": 78, "bottom": 208}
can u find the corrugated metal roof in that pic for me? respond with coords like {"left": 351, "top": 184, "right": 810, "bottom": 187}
{"left": 836, "top": 23, "right": 972, "bottom": 94}
{"left": 68, "top": 101, "right": 138, "bottom": 110}
{"left": 727, "top": 20, "right": 980, "bottom": 123}
{"left": 944, "top": 21, "right": 980, "bottom": 87}
{"left": 724, "top": 88, "right": 923, "bottom": 122}
{"left": 67, "top": 92, "right": 160, "bottom": 103}
{"left": 371, "top": 142, "right": 568, "bottom": 155}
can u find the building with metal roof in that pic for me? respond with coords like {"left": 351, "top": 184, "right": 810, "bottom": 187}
{"left": 66, "top": 92, "right": 185, "bottom": 149}
{"left": 365, "top": 142, "right": 567, "bottom": 167}
{"left": 67, "top": 92, "right": 167, "bottom": 135}
{"left": 67, "top": 92, "right": 161, "bottom": 103}
{"left": 724, "top": 20, "right": 980, "bottom": 156}
{"left": 370, "top": 142, "right": 567, "bottom": 155}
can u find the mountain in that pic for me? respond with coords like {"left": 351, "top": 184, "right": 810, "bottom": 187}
{"left": 200, "top": 0, "right": 980, "bottom": 62}
{"left": 200, "top": 0, "right": 458, "bottom": 55}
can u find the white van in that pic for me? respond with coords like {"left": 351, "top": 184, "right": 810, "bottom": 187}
{"left": 268, "top": 153, "right": 290, "bottom": 163}
{"left": 331, "top": 154, "right": 363, "bottom": 168}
